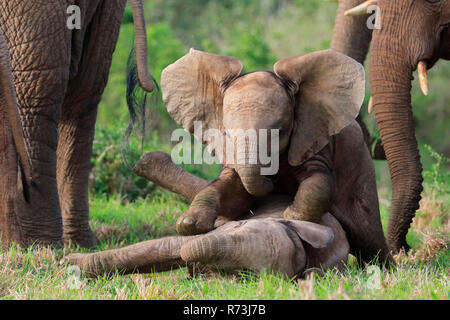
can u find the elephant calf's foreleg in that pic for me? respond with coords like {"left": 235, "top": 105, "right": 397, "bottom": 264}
{"left": 177, "top": 167, "right": 254, "bottom": 236}
{"left": 283, "top": 167, "right": 333, "bottom": 223}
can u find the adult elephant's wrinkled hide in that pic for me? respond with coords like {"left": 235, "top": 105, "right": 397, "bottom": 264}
{"left": 0, "top": 0, "right": 153, "bottom": 248}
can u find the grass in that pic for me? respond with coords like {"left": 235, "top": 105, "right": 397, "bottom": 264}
{"left": 0, "top": 149, "right": 448, "bottom": 300}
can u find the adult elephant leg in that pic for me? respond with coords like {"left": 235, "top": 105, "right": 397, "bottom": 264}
{"left": 57, "top": 0, "right": 126, "bottom": 248}
{"left": 0, "top": 92, "right": 23, "bottom": 245}
{"left": 57, "top": 106, "right": 99, "bottom": 247}
{"left": 0, "top": 29, "right": 33, "bottom": 246}
{"left": 0, "top": 1, "right": 74, "bottom": 246}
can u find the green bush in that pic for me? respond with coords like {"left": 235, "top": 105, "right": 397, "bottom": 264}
{"left": 90, "top": 124, "right": 221, "bottom": 201}
{"left": 90, "top": 124, "right": 160, "bottom": 201}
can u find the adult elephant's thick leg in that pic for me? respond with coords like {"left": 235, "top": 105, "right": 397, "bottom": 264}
{"left": 57, "top": 106, "right": 99, "bottom": 247}
{"left": 57, "top": 0, "right": 126, "bottom": 248}
{"left": 0, "top": 92, "right": 23, "bottom": 245}
{"left": 331, "top": 121, "right": 394, "bottom": 267}
{"left": 0, "top": 1, "right": 74, "bottom": 246}
{"left": 0, "top": 31, "right": 26, "bottom": 245}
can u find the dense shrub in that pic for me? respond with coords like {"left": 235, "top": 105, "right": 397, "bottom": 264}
{"left": 90, "top": 124, "right": 221, "bottom": 201}
{"left": 90, "top": 125, "right": 159, "bottom": 201}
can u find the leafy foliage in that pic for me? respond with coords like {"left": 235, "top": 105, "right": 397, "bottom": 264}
{"left": 90, "top": 124, "right": 220, "bottom": 201}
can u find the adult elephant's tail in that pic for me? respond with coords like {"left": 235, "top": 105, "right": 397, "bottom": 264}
{"left": 0, "top": 29, "right": 31, "bottom": 199}
{"left": 129, "top": 0, "right": 154, "bottom": 93}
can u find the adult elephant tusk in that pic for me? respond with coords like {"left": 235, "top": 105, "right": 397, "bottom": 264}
{"left": 417, "top": 61, "right": 429, "bottom": 96}
{"left": 345, "top": 0, "right": 378, "bottom": 16}
{"left": 368, "top": 96, "right": 374, "bottom": 114}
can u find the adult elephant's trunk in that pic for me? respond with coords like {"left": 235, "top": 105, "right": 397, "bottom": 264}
{"left": 331, "top": 0, "right": 375, "bottom": 152}
{"left": 67, "top": 235, "right": 198, "bottom": 277}
{"left": 129, "top": 0, "right": 153, "bottom": 93}
{"left": 235, "top": 165, "right": 273, "bottom": 197}
{"left": 370, "top": 34, "right": 423, "bottom": 253}
{"left": 0, "top": 31, "right": 31, "bottom": 189}
{"left": 331, "top": 0, "right": 373, "bottom": 65}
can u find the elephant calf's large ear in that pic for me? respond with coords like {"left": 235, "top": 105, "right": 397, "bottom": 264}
{"left": 161, "top": 49, "right": 243, "bottom": 139}
{"left": 274, "top": 49, "right": 365, "bottom": 166}
{"left": 280, "top": 220, "right": 334, "bottom": 249}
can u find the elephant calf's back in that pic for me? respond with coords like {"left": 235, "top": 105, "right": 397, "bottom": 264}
{"left": 331, "top": 121, "right": 391, "bottom": 264}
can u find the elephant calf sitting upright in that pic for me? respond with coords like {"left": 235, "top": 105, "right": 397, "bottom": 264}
{"left": 161, "top": 49, "right": 394, "bottom": 266}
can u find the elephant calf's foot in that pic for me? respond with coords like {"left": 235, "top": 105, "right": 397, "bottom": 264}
{"left": 63, "top": 226, "right": 99, "bottom": 248}
{"left": 63, "top": 253, "right": 102, "bottom": 278}
{"left": 176, "top": 206, "right": 217, "bottom": 236}
{"left": 282, "top": 206, "right": 322, "bottom": 223}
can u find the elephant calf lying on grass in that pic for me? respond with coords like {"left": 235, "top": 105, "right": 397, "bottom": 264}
{"left": 67, "top": 152, "right": 350, "bottom": 278}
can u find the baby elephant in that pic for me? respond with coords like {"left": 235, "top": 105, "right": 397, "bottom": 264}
{"left": 161, "top": 49, "right": 394, "bottom": 266}
{"left": 67, "top": 152, "right": 350, "bottom": 278}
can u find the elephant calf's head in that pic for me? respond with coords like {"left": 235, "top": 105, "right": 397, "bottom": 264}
{"left": 180, "top": 217, "right": 336, "bottom": 278}
{"left": 162, "top": 49, "right": 365, "bottom": 196}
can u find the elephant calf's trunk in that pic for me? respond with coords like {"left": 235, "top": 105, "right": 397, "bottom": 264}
{"left": 235, "top": 166, "right": 273, "bottom": 197}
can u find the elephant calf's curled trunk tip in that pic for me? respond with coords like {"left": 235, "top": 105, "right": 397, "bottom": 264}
{"left": 235, "top": 166, "right": 274, "bottom": 197}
